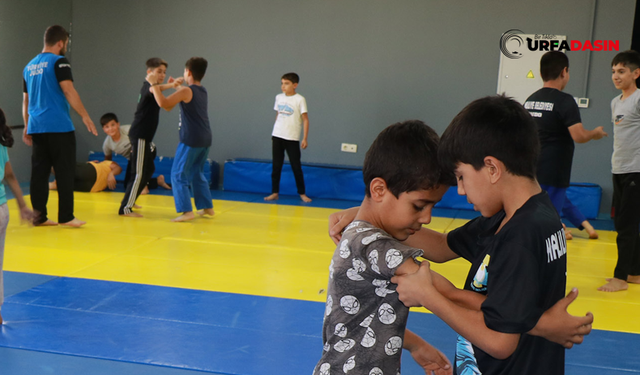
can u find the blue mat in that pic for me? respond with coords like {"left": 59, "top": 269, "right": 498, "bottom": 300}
{"left": 1, "top": 275, "right": 638, "bottom": 374}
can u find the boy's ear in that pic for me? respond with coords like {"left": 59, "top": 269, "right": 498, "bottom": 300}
{"left": 369, "top": 177, "right": 388, "bottom": 202}
{"left": 633, "top": 68, "right": 640, "bottom": 79}
{"left": 484, "top": 156, "right": 502, "bottom": 184}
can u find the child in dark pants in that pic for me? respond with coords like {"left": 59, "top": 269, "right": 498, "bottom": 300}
{"left": 264, "top": 72, "right": 311, "bottom": 203}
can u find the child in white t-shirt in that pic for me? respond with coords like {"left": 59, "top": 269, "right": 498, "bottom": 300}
{"left": 264, "top": 72, "right": 311, "bottom": 203}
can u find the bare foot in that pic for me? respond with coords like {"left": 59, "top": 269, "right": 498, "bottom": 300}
{"left": 35, "top": 219, "right": 58, "bottom": 227}
{"left": 300, "top": 194, "right": 312, "bottom": 203}
{"left": 141, "top": 186, "right": 149, "bottom": 195}
{"left": 157, "top": 175, "right": 172, "bottom": 190}
{"left": 134, "top": 204, "right": 142, "bottom": 209}
{"left": 172, "top": 211, "right": 195, "bottom": 222}
{"left": 198, "top": 208, "right": 215, "bottom": 217}
{"left": 563, "top": 224, "right": 572, "bottom": 240}
{"left": 582, "top": 221, "right": 598, "bottom": 239}
{"left": 121, "top": 212, "right": 143, "bottom": 218}
{"left": 598, "top": 278, "right": 628, "bottom": 292}
{"left": 628, "top": 275, "right": 640, "bottom": 284}
{"left": 60, "top": 218, "right": 86, "bottom": 227}
{"left": 49, "top": 181, "right": 57, "bottom": 190}
{"left": 264, "top": 193, "right": 279, "bottom": 201}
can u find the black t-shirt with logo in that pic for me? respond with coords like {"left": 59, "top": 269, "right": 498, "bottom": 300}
{"left": 447, "top": 192, "right": 567, "bottom": 375}
{"left": 128, "top": 82, "right": 161, "bottom": 141}
{"left": 525, "top": 88, "right": 582, "bottom": 187}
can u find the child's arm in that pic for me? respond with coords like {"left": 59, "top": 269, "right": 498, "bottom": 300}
{"left": 527, "top": 288, "right": 593, "bottom": 348}
{"left": 404, "top": 329, "right": 452, "bottom": 374}
{"left": 146, "top": 72, "right": 191, "bottom": 111}
{"left": 430, "top": 270, "right": 593, "bottom": 348}
{"left": 393, "top": 261, "right": 520, "bottom": 359}
{"left": 301, "top": 113, "right": 309, "bottom": 149}
{"left": 431, "top": 270, "right": 484, "bottom": 310}
{"left": 107, "top": 162, "right": 122, "bottom": 190}
{"left": 3, "top": 161, "right": 35, "bottom": 223}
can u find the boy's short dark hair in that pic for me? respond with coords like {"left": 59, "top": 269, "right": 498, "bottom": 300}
{"left": 612, "top": 50, "right": 640, "bottom": 71}
{"left": 540, "top": 51, "right": 569, "bottom": 81}
{"left": 363, "top": 120, "right": 453, "bottom": 198}
{"left": 44, "top": 25, "right": 69, "bottom": 46}
{"left": 146, "top": 57, "right": 168, "bottom": 69}
{"left": 439, "top": 95, "right": 539, "bottom": 179}
{"left": 100, "top": 113, "right": 119, "bottom": 127}
{"left": 186, "top": 57, "right": 208, "bottom": 81}
{"left": 281, "top": 72, "right": 299, "bottom": 84}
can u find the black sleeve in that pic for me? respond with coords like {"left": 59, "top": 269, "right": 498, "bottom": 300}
{"left": 559, "top": 94, "right": 581, "bottom": 128}
{"left": 23, "top": 79, "right": 27, "bottom": 93}
{"left": 54, "top": 57, "right": 73, "bottom": 82}
{"left": 446, "top": 217, "right": 485, "bottom": 261}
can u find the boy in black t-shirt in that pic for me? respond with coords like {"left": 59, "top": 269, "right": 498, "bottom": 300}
{"left": 118, "top": 58, "right": 182, "bottom": 217}
{"left": 390, "top": 96, "right": 590, "bottom": 374}
{"left": 524, "top": 51, "right": 606, "bottom": 240}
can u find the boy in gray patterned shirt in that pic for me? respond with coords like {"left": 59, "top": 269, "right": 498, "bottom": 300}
{"left": 314, "top": 120, "right": 454, "bottom": 375}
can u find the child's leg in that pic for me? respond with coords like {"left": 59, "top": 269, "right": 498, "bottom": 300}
{"left": 600, "top": 173, "right": 640, "bottom": 291}
{"left": 0, "top": 203, "right": 8, "bottom": 323}
{"left": 265, "top": 137, "right": 286, "bottom": 200}
{"left": 119, "top": 138, "right": 152, "bottom": 216}
{"left": 50, "top": 131, "right": 77, "bottom": 224}
{"left": 561, "top": 198, "right": 598, "bottom": 239}
{"left": 30, "top": 134, "right": 54, "bottom": 225}
{"left": 171, "top": 143, "right": 195, "bottom": 214}
{"left": 284, "top": 140, "right": 311, "bottom": 202}
{"left": 190, "top": 147, "right": 213, "bottom": 212}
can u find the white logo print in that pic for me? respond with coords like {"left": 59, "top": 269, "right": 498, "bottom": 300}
{"left": 347, "top": 258, "right": 366, "bottom": 281}
{"left": 378, "top": 303, "right": 397, "bottom": 324}
{"left": 340, "top": 239, "right": 351, "bottom": 258}
{"left": 372, "top": 279, "right": 395, "bottom": 297}
{"left": 334, "top": 339, "right": 356, "bottom": 352}
{"left": 340, "top": 295, "right": 360, "bottom": 315}
{"left": 368, "top": 250, "right": 381, "bottom": 274}
{"left": 385, "top": 249, "right": 403, "bottom": 269}
{"left": 385, "top": 336, "right": 403, "bottom": 355}
{"left": 360, "top": 327, "right": 377, "bottom": 348}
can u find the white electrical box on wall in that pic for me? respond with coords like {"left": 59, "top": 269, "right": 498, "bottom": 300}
{"left": 497, "top": 34, "right": 566, "bottom": 105}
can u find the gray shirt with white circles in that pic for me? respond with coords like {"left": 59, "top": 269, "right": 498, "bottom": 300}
{"left": 314, "top": 221, "right": 423, "bottom": 375}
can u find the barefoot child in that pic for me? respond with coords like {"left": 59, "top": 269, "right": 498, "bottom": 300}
{"left": 147, "top": 57, "right": 214, "bottom": 222}
{"left": 599, "top": 50, "right": 640, "bottom": 292}
{"left": 264, "top": 72, "right": 311, "bottom": 203}
{"left": 0, "top": 108, "right": 35, "bottom": 324}
{"left": 118, "top": 58, "right": 176, "bottom": 217}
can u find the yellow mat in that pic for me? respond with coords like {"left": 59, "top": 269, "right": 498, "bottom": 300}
{"left": 4, "top": 192, "right": 638, "bottom": 334}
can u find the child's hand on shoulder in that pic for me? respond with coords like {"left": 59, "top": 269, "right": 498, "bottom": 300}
{"left": 392, "top": 260, "right": 434, "bottom": 307}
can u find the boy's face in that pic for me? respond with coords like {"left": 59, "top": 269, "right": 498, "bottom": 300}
{"left": 381, "top": 185, "right": 448, "bottom": 241}
{"left": 102, "top": 120, "right": 120, "bottom": 139}
{"left": 281, "top": 79, "right": 298, "bottom": 95}
{"left": 147, "top": 65, "right": 167, "bottom": 84}
{"left": 612, "top": 63, "right": 640, "bottom": 91}
{"left": 455, "top": 162, "right": 501, "bottom": 217}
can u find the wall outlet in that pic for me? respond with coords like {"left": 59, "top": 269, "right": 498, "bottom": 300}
{"left": 574, "top": 97, "right": 589, "bottom": 108}
{"left": 341, "top": 143, "right": 357, "bottom": 153}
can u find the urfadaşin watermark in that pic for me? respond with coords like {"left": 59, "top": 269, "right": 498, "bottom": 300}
{"left": 500, "top": 29, "right": 619, "bottom": 59}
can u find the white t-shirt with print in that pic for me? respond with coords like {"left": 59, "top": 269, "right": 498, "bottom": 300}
{"left": 271, "top": 93, "right": 307, "bottom": 141}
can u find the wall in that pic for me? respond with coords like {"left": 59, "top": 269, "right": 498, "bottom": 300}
{"left": 1, "top": 0, "right": 636, "bottom": 213}
{"left": 0, "top": 0, "right": 71, "bottom": 181}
